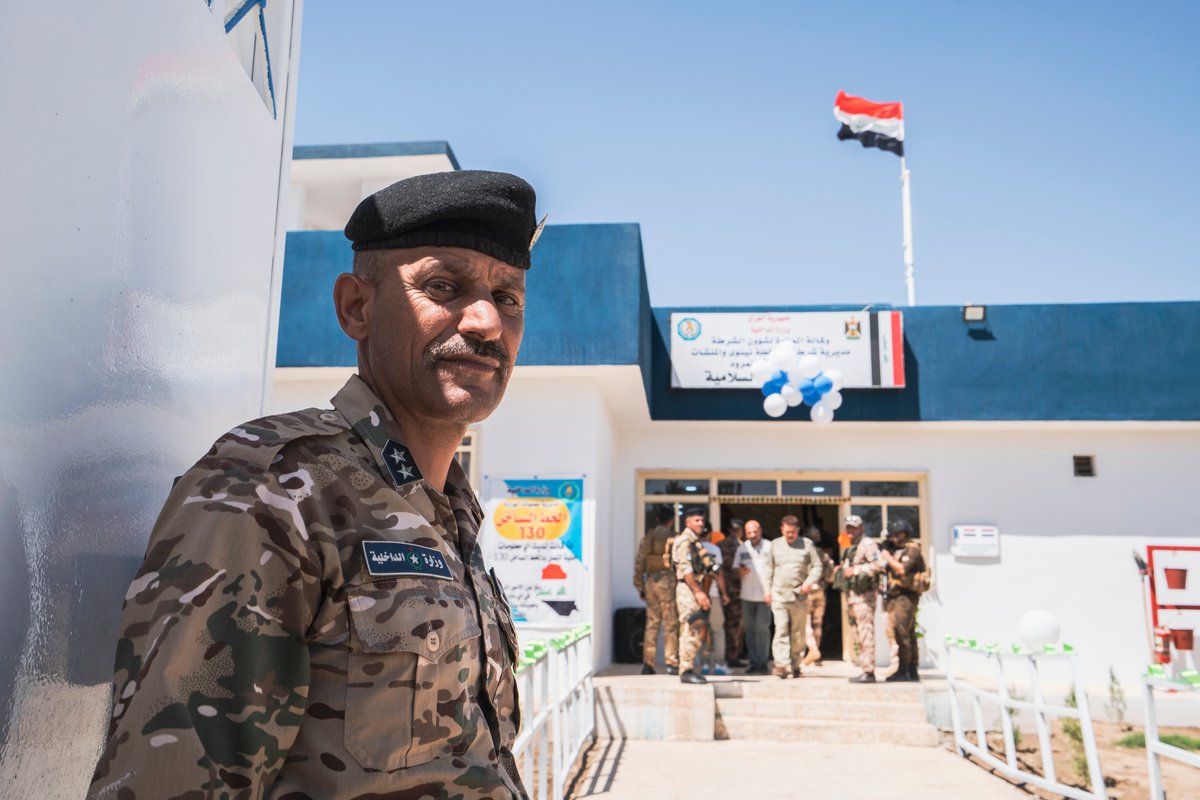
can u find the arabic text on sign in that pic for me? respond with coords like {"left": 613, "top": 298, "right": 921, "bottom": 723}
{"left": 493, "top": 498, "right": 571, "bottom": 541}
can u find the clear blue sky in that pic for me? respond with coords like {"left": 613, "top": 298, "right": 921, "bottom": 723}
{"left": 294, "top": 1, "right": 1200, "bottom": 308}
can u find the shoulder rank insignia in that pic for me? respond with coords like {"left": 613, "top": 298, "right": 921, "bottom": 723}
{"left": 382, "top": 439, "right": 423, "bottom": 487}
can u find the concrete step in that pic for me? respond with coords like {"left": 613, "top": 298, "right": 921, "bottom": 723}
{"left": 717, "top": 715, "right": 941, "bottom": 747}
{"left": 716, "top": 697, "right": 924, "bottom": 724}
{"left": 713, "top": 678, "right": 924, "bottom": 704}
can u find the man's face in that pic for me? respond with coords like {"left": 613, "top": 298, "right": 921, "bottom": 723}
{"left": 685, "top": 514, "right": 706, "bottom": 535}
{"left": 341, "top": 246, "right": 526, "bottom": 427}
{"left": 730, "top": 525, "right": 744, "bottom": 542}
{"left": 847, "top": 524, "right": 864, "bottom": 543}
{"left": 744, "top": 521, "right": 762, "bottom": 544}
{"left": 806, "top": 529, "right": 821, "bottom": 546}
{"left": 781, "top": 523, "right": 800, "bottom": 544}
{"left": 889, "top": 529, "right": 908, "bottom": 547}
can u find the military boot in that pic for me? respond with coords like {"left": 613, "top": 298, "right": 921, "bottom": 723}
{"left": 665, "top": 665, "right": 679, "bottom": 676}
{"left": 885, "top": 662, "right": 910, "bottom": 682}
{"left": 908, "top": 663, "right": 921, "bottom": 682}
{"left": 641, "top": 663, "right": 656, "bottom": 675}
{"left": 680, "top": 670, "right": 707, "bottom": 685}
{"left": 848, "top": 672, "right": 876, "bottom": 683}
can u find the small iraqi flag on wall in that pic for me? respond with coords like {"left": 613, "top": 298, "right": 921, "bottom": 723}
{"left": 834, "top": 90, "right": 904, "bottom": 156}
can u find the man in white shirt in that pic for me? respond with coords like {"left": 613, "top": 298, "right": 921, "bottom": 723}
{"left": 734, "top": 520, "right": 772, "bottom": 675}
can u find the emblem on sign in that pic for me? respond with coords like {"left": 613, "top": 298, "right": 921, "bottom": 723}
{"left": 845, "top": 318, "right": 862, "bottom": 339}
{"left": 676, "top": 317, "right": 702, "bottom": 341}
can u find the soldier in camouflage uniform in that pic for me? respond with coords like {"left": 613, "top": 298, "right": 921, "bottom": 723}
{"left": 834, "top": 514, "right": 887, "bottom": 683}
{"left": 717, "top": 519, "right": 745, "bottom": 666}
{"left": 634, "top": 508, "right": 679, "bottom": 674}
{"left": 671, "top": 507, "right": 711, "bottom": 685}
{"left": 882, "top": 519, "right": 926, "bottom": 682}
{"left": 87, "top": 170, "right": 539, "bottom": 799}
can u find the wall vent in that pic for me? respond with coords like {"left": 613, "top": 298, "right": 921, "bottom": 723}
{"left": 1073, "top": 455, "right": 1096, "bottom": 477}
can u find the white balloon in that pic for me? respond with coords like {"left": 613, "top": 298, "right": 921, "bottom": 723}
{"left": 810, "top": 402, "right": 834, "bottom": 425}
{"left": 795, "top": 354, "right": 821, "bottom": 379}
{"left": 823, "top": 390, "right": 843, "bottom": 410}
{"left": 763, "top": 393, "right": 787, "bottom": 418}
{"left": 1019, "top": 609, "right": 1060, "bottom": 650}
{"left": 768, "top": 342, "right": 796, "bottom": 369}
{"left": 824, "top": 368, "right": 844, "bottom": 391}
{"left": 780, "top": 385, "right": 803, "bottom": 407}
{"left": 750, "top": 359, "right": 773, "bottom": 382}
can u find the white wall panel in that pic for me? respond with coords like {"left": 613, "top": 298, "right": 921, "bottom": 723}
{"left": 0, "top": 2, "right": 302, "bottom": 795}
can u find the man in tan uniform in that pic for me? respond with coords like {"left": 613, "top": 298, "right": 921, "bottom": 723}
{"left": 634, "top": 508, "right": 679, "bottom": 675}
{"left": 762, "top": 515, "right": 824, "bottom": 678}
{"left": 835, "top": 514, "right": 887, "bottom": 683}
{"left": 671, "top": 506, "right": 712, "bottom": 685}
{"left": 882, "top": 519, "right": 926, "bottom": 682}
{"left": 87, "top": 171, "right": 536, "bottom": 799}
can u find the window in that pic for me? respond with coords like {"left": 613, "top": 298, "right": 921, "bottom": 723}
{"left": 455, "top": 429, "right": 479, "bottom": 487}
{"left": 644, "top": 478, "right": 709, "bottom": 496}
{"left": 886, "top": 506, "right": 922, "bottom": 539}
{"left": 782, "top": 480, "right": 844, "bottom": 497}
{"left": 850, "top": 480, "right": 919, "bottom": 498}
{"left": 850, "top": 505, "right": 883, "bottom": 538}
{"left": 716, "top": 479, "right": 777, "bottom": 496}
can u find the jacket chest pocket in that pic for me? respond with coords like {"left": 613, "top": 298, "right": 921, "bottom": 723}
{"left": 345, "top": 581, "right": 482, "bottom": 771}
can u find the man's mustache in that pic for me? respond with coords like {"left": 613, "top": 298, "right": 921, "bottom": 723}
{"left": 425, "top": 336, "right": 510, "bottom": 369}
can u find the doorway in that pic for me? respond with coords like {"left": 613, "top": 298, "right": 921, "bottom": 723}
{"left": 720, "top": 502, "right": 844, "bottom": 660}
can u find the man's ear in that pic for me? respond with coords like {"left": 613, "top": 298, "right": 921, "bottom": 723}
{"left": 333, "top": 273, "right": 373, "bottom": 342}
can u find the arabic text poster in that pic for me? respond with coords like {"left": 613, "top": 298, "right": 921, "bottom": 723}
{"left": 482, "top": 477, "right": 587, "bottom": 626}
{"left": 669, "top": 311, "right": 905, "bottom": 389}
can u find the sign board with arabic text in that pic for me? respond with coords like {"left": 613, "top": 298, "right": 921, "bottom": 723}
{"left": 481, "top": 477, "right": 587, "bottom": 627}
{"left": 669, "top": 311, "right": 905, "bottom": 389}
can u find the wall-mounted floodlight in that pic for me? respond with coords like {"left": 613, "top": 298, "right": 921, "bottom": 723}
{"left": 962, "top": 305, "right": 987, "bottom": 323}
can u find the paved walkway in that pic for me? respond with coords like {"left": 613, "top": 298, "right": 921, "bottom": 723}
{"left": 570, "top": 739, "right": 1028, "bottom": 800}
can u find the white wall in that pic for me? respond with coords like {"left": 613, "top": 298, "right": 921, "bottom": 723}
{"left": 610, "top": 421, "right": 1200, "bottom": 695}
{"left": 0, "top": 3, "right": 302, "bottom": 796}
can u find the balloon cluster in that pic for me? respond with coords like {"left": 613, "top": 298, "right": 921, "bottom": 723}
{"left": 752, "top": 341, "right": 844, "bottom": 423}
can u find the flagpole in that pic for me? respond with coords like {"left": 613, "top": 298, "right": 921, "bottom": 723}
{"left": 900, "top": 155, "right": 915, "bottom": 306}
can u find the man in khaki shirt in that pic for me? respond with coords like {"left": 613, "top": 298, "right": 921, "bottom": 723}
{"left": 762, "top": 515, "right": 824, "bottom": 678}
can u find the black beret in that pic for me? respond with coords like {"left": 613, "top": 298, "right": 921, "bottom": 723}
{"left": 683, "top": 506, "right": 707, "bottom": 519}
{"left": 345, "top": 170, "right": 539, "bottom": 269}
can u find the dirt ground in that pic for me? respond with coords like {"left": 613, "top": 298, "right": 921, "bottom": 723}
{"left": 963, "top": 720, "right": 1199, "bottom": 799}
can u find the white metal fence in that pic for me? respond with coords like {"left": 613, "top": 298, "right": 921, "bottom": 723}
{"left": 1143, "top": 676, "right": 1200, "bottom": 799}
{"left": 944, "top": 638, "right": 1106, "bottom": 800}
{"left": 512, "top": 625, "right": 596, "bottom": 800}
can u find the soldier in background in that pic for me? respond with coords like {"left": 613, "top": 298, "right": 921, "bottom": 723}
{"left": 881, "top": 519, "right": 926, "bottom": 682}
{"left": 671, "top": 506, "right": 712, "bottom": 685}
{"left": 802, "top": 525, "right": 836, "bottom": 666}
{"left": 718, "top": 519, "right": 746, "bottom": 667}
{"left": 762, "top": 515, "right": 823, "bottom": 679}
{"left": 833, "top": 514, "right": 888, "bottom": 683}
{"left": 634, "top": 507, "right": 679, "bottom": 675}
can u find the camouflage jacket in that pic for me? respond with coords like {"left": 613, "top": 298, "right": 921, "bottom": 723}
{"left": 670, "top": 529, "right": 702, "bottom": 581}
{"left": 633, "top": 524, "right": 674, "bottom": 592}
{"left": 87, "top": 375, "right": 526, "bottom": 800}
{"left": 843, "top": 536, "right": 886, "bottom": 602}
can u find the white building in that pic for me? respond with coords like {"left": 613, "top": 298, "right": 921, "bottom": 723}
{"left": 277, "top": 144, "right": 1200, "bottom": 706}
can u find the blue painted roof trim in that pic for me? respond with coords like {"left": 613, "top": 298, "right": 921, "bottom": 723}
{"left": 277, "top": 223, "right": 649, "bottom": 371}
{"left": 292, "top": 141, "right": 461, "bottom": 169}
{"left": 277, "top": 225, "right": 1200, "bottom": 421}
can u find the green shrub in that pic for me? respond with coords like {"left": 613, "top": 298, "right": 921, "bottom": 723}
{"left": 1116, "top": 732, "right": 1200, "bottom": 751}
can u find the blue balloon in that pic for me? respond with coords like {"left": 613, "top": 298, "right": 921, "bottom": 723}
{"left": 770, "top": 369, "right": 788, "bottom": 384}
{"left": 801, "top": 388, "right": 821, "bottom": 406}
{"left": 800, "top": 377, "right": 815, "bottom": 394}
{"left": 762, "top": 376, "right": 787, "bottom": 396}
{"left": 813, "top": 373, "right": 834, "bottom": 395}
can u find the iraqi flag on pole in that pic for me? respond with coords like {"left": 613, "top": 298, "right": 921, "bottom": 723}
{"left": 834, "top": 90, "right": 904, "bottom": 156}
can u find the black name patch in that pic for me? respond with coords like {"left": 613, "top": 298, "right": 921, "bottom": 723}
{"left": 363, "top": 541, "right": 453, "bottom": 580}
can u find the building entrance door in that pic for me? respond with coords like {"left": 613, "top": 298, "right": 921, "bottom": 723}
{"left": 719, "top": 503, "right": 844, "bottom": 661}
